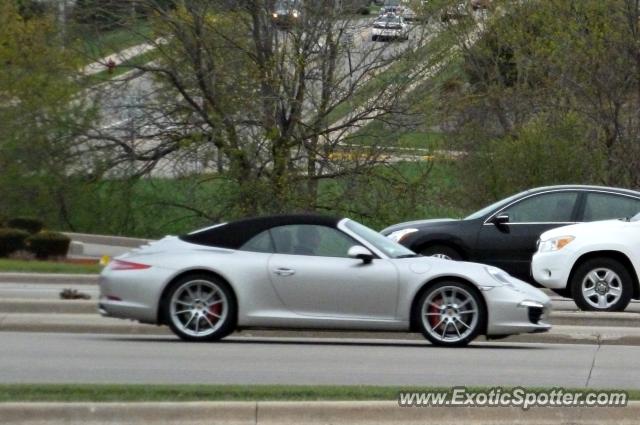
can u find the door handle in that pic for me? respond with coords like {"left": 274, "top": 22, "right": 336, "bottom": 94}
{"left": 273, "top": 267, "right": 296, "bottom": 277}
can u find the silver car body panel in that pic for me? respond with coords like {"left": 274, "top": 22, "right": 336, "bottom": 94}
{"left": 99, "top": 219, "right": 551, "bottom": 336}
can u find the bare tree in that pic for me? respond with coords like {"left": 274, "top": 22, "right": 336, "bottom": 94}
{"left": 85, "top": 0, "right": 438, "bottom": 219}
{"left": 438, "top": 0, "right": 640, "bottom": 203}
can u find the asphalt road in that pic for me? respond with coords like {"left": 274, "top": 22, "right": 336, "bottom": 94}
{"left": 1, "top": 332, "right": 639, "bottom": 389}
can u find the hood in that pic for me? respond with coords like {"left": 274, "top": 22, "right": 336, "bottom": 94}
{"left": 397, "top": 256, "right": 548, "bottom": 299}
{"left": 381, "top": 218, "right": 459, "bottom": 235}
{"left": 540, "top": 219, "right": 625, "bottom": 241}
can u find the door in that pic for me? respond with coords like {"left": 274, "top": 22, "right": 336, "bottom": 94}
{"left": 476, "top": 191, "right": 580, "bottom": 279}
{"left": 267, "top": 224, "right": 398, "bottom": 318}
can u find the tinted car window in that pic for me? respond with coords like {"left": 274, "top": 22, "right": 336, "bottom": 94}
{"left": 239, "top": 230, "right": 274, "bottom": 253}
{"left": 465, "top": 190, "right": 529, "bottom": 220}
{"left": 501, "top": 192, "right": 578, "bottom": 223}
{"left": 583, "top": 193, "right": 640, "bottom": 221}
{"left": 270, "top": 225, "right": 356, "bottom": 257}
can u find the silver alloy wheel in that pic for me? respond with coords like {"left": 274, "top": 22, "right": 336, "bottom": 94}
{"left": 431, "top": 253, "right": 452, "bottom": 260}
{"left": 421, "top": 285, "right": 479, "bottom": 343}
{"left": 581, "top": 268, "right": 623, "bottom": 309}
{"left": 169, "top": 279, "right": 228, "bottom": 338}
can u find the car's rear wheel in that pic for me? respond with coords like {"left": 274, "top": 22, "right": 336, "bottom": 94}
{"left": 164, "top": 274, "right": 236, "bottom": 341}
{"left": 415, "top": 281, "right": 485, "bottom": 347}
{"left": 420, "top": 245, "right": 462, "bottom": 261}
{"left": 570, "top": 258, "right": 633, "bottom": 312}
{"left": 372, "top": 35, "right": 378, "bottom": 41}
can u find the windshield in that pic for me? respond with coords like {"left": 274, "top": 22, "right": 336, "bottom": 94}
{"left": 344, "top": 220, "right": 416, "bottom": 258}
{"left": 630, "top": 212, "right": 640, "bottom": 222}
{"left": 275, "top": 0, "right": 300, "bottom": 10}
{"left": 275, "top": 0, "right": 300, "bottom": 6}
{"left": 464, "top": 190, "right": 532, "bottom": 220}
{"left": 378, "top": 16, "right": 401, "bottom": 24}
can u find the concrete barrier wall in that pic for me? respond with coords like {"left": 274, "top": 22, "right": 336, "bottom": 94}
{"left": 0, "top": 401, "right": 638, "bottom": 425}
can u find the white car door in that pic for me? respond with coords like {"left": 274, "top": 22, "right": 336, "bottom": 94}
{"left": 267, "top": 224, "right": 398, "bottom": 319}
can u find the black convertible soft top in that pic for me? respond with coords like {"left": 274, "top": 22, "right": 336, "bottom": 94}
{"left": 180, "top": 214, "right": 342, "bottom": 249}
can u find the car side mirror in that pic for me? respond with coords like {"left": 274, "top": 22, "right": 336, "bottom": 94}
{"left": 492, "top": 214, "right": 510, "bottom": 226}
{"left": 348, "top": 245, "right": 375, "bottom": 264}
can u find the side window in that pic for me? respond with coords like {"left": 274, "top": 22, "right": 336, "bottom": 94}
{"left": 270, "top": 225, "right": 357, "bottom": 257}
{"left": 583, "top": 193, "right": 640, "bottom": 221}
{"left": 239, "top": 230, "right": 274, "bottom": 253}
{"left": 501, "top": 192, "right": 578, "bottom": 223}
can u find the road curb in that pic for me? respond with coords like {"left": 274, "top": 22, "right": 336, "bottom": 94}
{"left": 2, "top": 300, "right": 639, "bottom": 327}
{"left": 0, "top": 299, "right": 96, "bottom": 314}
{"left": 63, "top": 232, "right": 151, "bottom": 248}
{"left": 552, "top": 311, "right": 640, "bottom": 328}
{"left": 0, "top": 401, "right": 638, "bottom": 424}
{"left": 0, "top": 273, "right": 98, "bottom": 285}
{"left": 0, "top": 401, "right": 255, "bottom": 425}
{"left": 2, "top": 316, "right": 640, "bottom": 346}
{"left": 0, "top": 314, "right": 169, "bottom": 336}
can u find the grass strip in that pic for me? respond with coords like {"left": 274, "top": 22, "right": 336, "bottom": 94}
{"left": 0, "top": 385, "right": 637, "bottom": 402}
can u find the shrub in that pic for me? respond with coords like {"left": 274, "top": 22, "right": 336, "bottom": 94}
{"left": 27, "top": 231, "right": 71, "bottom": 259}
{"left": 358, "top": 6, "right": 370, "bottom": 15}
{"left": 0, "top": 228, "right": 30, "bottom": 257}
{"left": 457, "top": 112, "right": 601, "bottom": 207}
{"left": 6, "top": 217, "right": 44, "bottom": 234}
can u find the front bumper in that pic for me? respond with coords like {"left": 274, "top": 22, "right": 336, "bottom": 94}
{"left": 484, "top": 284, "right": 552, "bottom": 336}
{"left": 531, "top": 251, "right": 573, "bottom": 289}
{"left": 372, "top": 29, "right": 403, "bottom": 39}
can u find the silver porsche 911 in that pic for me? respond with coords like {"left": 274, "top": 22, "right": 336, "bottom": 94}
{"left": 99, "top": 215, "right": 551, "bottom": 347}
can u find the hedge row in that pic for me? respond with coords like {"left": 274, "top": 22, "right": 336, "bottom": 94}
{"left": 0, "top": 228, "right": 70, "bottom": 259}
{"left": 3, "top": 217, "right": 44, "bottom": 234}
{"left": 0, "top": 217, "right": 44, "bottom": 235}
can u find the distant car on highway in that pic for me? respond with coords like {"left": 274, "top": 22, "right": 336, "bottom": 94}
{"left": 372, "top": 14, "right": 409, "bottom": 41}
{"left": 272, "top": 0, "right": 302, "bottom": 27}
{"left": 380, "top": 5, "right": 403, "bottom": 15}
{"left": 382, "top": 185, "right": 640, "bottom": 283}
{"left": 380, "top": 4, "right": 420, "bottom": 22}
{"left": 99, "top": 214, "right": 550, "bottom": 347}
{"left": 533, "top": 215, "right": 640, "bottom": 312}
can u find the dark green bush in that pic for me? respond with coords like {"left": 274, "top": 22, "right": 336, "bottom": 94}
{"left": 0, "top": 228, "right": 30, "bottom": 257}
{"left": 27, "top": 231, "right": 71, "bottom": 259}
{"left": 358, "top": 6, "right": 370, "bottom": 15}
{"left": 6, "top": 217, "right": 44, "bottom": 234}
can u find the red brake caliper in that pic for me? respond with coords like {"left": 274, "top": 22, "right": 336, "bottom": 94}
{"left": 428, "top": 295, "right": 442, "bottom": 328}
{"left": 207, "top": 301, "right": 222, "bottom": 323}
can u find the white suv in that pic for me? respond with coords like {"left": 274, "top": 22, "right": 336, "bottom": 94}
{"left": 532, "top": 216, "right": 640, "bottom": 311}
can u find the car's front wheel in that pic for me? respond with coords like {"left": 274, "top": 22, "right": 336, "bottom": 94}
{"left": 164, "top": 274, "right": 236, "bottom": 341}
{"left": 570, "top": 258, "right": 633, "bottom": 312}
{"left": 420, "top": 245, "right": 462, "bottom": 261}
{"left": 415, "top": 281, "right": 486, "bottom": 347}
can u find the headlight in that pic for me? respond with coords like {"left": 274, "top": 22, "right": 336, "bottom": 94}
{"left": 485, "top": 266, "right": 521, "bottom": 291}
{"left": 485, "top": 266, "right": 511, "bottom": 285}
{"left": 386, "top": 228, "right": 418, "bottom": 243}
{"left": 538, "top": 236, "right": 574, "bottom": 253}
{"left": 292, "top": 10, "right": 299, "bottom": 18}
{"left": 272, "top": 12, "right": 278, "bottom": 18}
